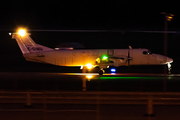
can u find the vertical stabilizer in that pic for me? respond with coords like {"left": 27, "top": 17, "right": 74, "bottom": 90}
{"left": 12, "top": 30, "right": 54, "bottom": 54}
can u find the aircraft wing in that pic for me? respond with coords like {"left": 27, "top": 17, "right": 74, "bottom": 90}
{"left": 96, "top": 55, "right": 132, "bottom": 68}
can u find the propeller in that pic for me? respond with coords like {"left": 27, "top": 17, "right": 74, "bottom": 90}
{"left": 127, "top": 46, "right": 132, "bottom": 66}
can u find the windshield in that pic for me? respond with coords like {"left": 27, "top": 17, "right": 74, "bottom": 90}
{"left": 143, "top": 50, "right": 153, "bottom": 55}
{"left": 143, "top": 51, "right": 148, "bottom": 55}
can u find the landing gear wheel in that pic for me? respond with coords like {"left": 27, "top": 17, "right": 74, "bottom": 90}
{"left": 99, "top": 70, "right": 104, "bottom": 75}
{"left": 167, "top": 63, "right": 171, "bottom": 74}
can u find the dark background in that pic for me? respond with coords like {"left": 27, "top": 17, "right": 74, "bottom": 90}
{"left": 0, "top": 0, "right": 180, "bottom": 72}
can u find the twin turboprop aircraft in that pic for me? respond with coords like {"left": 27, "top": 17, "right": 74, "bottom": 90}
{"left": 12, "top": 29, "right": 173, "bottom": 75}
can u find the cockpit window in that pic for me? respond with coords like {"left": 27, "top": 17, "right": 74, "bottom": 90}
{"left": 143, "top": 50, "right": 153, "bottom": 55}
{"left": 143, "top": 51, "right": 147, "bottom": 54}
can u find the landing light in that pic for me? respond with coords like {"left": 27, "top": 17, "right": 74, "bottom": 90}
{"left": 167, "top": 63, "right": 171, "bottom": 68}
{"left": 86, "top": 63, "right": 93, "bottom": 69}
{"left": 18, "top": 29, "right": 26, "bottom": 36}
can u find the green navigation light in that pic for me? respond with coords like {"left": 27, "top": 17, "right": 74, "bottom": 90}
{"left": 102, "top": 55, "right": 108, "bottom": 60}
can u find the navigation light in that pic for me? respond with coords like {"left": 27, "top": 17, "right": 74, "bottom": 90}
{"left": 102, "top": 55, "right": 108, "bottom": 60}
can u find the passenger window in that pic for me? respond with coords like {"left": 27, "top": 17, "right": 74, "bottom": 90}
{"left": 143, "top": 51, "right": 147, "bottom": 55}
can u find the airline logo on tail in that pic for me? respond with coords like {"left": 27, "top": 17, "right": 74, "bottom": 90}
{"left": 11, "top": 29, "right": 54, "bottom": 54}
{"left": 27, "top": 46, "right": 43, "bottom": 51}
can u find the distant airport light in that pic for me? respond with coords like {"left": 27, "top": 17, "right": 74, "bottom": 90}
{"left": 18, "top": 29, "right": 26, "bottom": 36}
{"left": 86, "top": 63, "right": 93, "bottom": 69}
{"left": 111, "top": 68, "right": 116, "bottom": 72}
{"left": 102, "top": 55, "right": 108, "bottom": 60}
{"left": 166, "top": 14, "right": 174, "bottom": 21}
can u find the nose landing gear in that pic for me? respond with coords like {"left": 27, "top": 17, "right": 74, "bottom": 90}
{"left": 167, "top": 63, "right": 171, "bottom": 74}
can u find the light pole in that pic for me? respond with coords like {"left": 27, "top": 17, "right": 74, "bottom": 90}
{"left": 161, "top": 12, "right": 174, "bottom": 92}
{"left": 161, "top": 12, "right": 174, "bottom": 74}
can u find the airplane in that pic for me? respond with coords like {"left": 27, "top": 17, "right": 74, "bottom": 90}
{"left": 11, "top": 29, "right": 173, "bottom": 75}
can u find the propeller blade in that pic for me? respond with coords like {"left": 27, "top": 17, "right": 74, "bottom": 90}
{"left": 128, "top": 50, "right": 130, "bottom": 66}
{"left": 127, "top": 49, "right": 132, "bottom": 66}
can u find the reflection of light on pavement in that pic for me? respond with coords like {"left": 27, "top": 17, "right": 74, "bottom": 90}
{"left": 86, "top": 75, "right": 93, "bottom": 81}
{"left": 86, "top": 75, "right": 93, "bottom": 79}
{"left": 110, "top": 73, "right": 116, "bottom": 75}
{"left": 61, "top": 73, "right": 98, "bottom": 76}
{"left": 60, "top": 73, "right": 119, "bottom": 76}
{"left": 56, "top": 73, "right": 180, "bottom": 80}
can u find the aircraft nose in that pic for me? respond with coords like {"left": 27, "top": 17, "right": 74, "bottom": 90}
{"left": 166, "top": 57, "right": 173, "bottom": 63}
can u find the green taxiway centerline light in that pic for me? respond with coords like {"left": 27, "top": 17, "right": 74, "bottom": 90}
{"left": 102, "top": 55, "right": 108, "bottom": 60}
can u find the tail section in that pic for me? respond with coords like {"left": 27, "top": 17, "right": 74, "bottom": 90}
{"left": 12, "top": 30, "right": 54, "bottom": 54}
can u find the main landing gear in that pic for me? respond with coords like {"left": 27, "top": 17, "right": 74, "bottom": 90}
{"left": 98, "top": 68, "right": 105, "bottom": 75}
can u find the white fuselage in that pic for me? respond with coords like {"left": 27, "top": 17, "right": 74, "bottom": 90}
{"left": 23, "top": 48, "right": 173, "bottom": 67}
{"left": 11, "top": 31, "right": 173, "bottom": 70}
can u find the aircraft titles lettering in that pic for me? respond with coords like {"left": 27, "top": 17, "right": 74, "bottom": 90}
{"left": 27, "top": 47, "right": 43, "bottom": 51}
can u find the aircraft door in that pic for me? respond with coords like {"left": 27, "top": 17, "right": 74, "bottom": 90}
{"left": 142, "top": 51, "right": 150, "bottom": 65}
{"left": 108, "top": 49, "right": 114, "bottom": 56}
{"left": 130, "top": 50, "right": 149, "bottom": 65}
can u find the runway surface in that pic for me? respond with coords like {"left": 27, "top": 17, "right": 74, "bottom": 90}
{"left": 1, "top": 72, "right": 180, "bottom": 91}
{"left": 1, "top": 105, "right": 180, "bottom": 120}
{"left": 1, "top": 72, "right": 180, "bottom": 120}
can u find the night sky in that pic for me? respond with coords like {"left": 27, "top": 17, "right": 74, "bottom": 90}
{"left": 1, "top": 1, "right": 180, "bottom": 30}
{"left": 0, "top": 0, "right": 180, "bottom": 69}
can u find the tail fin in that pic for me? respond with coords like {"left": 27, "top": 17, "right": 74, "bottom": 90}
{"left": 12, "top": 32, "right": 54, "bottom": 54}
